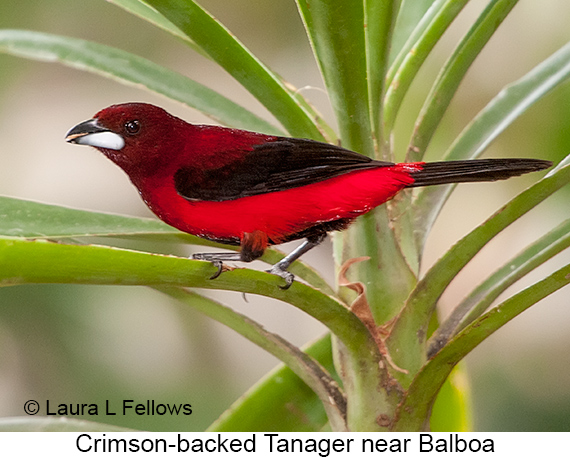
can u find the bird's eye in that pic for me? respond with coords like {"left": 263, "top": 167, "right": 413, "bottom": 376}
{"left": 124, "top": 120, "right": 141, "bottom": 135}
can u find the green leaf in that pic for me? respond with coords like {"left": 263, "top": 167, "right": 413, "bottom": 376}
{"left": 0, "top": 236, "right": 382, "bottom": 431}
{"left": 387, "top": 155, "right": 570, "bottom": 385}
{"left": 428, "top": 217, "right": 570, "bottom": 356}
{"left": 413, "top": 40, "right": 570, "bottom": 248}
{"left": 407, "top": 0, "right": 519, "bottom": 162}
{"left": 108, "top": 0, "right": 207, "bottom": 57}
{"left": 142, "top": 0, "right": 326, "bottom": 140}
{"left": 0, "top": 195, "right": 334, "bottom": 293}
{"left": 0, "top": 237, "right": 377, "bottom": 371}
{"left": 0, "top": 29, "right": 282, "bottom": 134}
{"left": 389, "top": 0, "right": 436, "bottom": 64}
{"left": 383, "top": 0, "right": 470, "bottom": 135}
{"left": 208, "top": 334, "right": 335, "bottom": 432}
{"left": 391, "top": 0, "right": 518, "bottom": 274}
{"left": 365, "top": 0, "right": 401, "bottom": 153}
{"left": 0, "top": 195, "right": 188, "bottom": 240}
{"left": 296, "top": 0, "right": 372, "bottom": 155}
{"left": 394, "top": 261, "right": 570, "bottom": 431}
{"left": 156, "top": 287, "right": 346, "bottom": 430}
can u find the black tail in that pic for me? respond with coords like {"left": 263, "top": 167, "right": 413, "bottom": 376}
{"left": 406, "top": 158, "right": 552, "bottom": 188}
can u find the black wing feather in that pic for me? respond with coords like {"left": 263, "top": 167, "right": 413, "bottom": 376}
{"left": 175, "top": 138, "right": 391, "bottom": 202}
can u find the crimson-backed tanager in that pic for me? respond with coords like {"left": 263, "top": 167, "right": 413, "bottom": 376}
{"left": 66, "top": 103, "right": 551, "bottom": 288}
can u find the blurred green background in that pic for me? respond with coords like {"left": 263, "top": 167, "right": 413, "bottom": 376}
{"left": 0, "top": 0, "right": 569, "bottom": 431}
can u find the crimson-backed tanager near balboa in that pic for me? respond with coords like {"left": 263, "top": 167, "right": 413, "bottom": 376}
{"left": 66, "top": 103, "right": 551, "bottom": 288}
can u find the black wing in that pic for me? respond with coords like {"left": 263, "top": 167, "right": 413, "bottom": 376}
{"left": 175, "top": 137, "right": 392, "bottom": 202}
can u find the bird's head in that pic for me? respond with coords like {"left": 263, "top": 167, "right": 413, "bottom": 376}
{"left": 66, "top": 102, "right": 184, "bottom": 175}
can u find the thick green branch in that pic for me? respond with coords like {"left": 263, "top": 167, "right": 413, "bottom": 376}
{"left": 0, "top": 237, "right": 379, "bottom": 374}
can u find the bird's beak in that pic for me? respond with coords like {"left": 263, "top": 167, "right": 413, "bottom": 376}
{"left": 65, "top": 118, "right": 125, "bottom": 151}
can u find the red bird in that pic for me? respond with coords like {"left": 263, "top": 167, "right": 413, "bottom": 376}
{"left": 66, "top": 103, "right": 551, "bottom": 287}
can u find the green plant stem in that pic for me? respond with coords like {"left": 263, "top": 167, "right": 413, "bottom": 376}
{"left": 0, "top": 237, "right": 371, "bottom": 358}
{"left": 295, "top": 0, "right": 410, "bottom": 430}
{"left": 337, "top": 210, "right": 417, "bottom": 324}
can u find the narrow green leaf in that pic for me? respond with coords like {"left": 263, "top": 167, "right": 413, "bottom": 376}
{"left": 387, "top": 0, "right": 449, "bottom": 84}
{"left": 407, "top": 0, "right": 519, "bottom": 162}
{"left": 428, "top": 217, "right": 570, "bottom": 356}
{"left": 157, "top": 288, "right": 346, "bottom": 430}
{"left": 394, "top": 262, "right": 570, "bottom": 431}
{"left": 389, "top": 0, "right": 436, "bottom": 64}
{"left": 383, "top": 0, "right": 470, "bottom": 136}
{"left": 392, "top": 0, "right": 518, "bottom": 273}
{"left": 208, "top": 334, "right": 335, "bottom": 432}
{"left": 107, "top": 0, "right": 207, "bottom": 57}
{"left": 413, "top": 40, "right": 570, "bottom": 248}
{"left": 143, "top": 0, "right": 326, "bottom": 140}
{"left": 387, "top": 155, "right": 570, "bottom": 385}
{"left": 0, "top": 196, "right": 334, "bottom": 293}
{"left": 0, "top": 29, "right": 282, "bottom": 134}
{"left": 365, "top": 0, "right": 401, "bottom": 154}
{"left": 296, "top": 0, "right": 373, "bottom": 155}
{"left": 0, "top": 195, "right": 189, "bottom": 240}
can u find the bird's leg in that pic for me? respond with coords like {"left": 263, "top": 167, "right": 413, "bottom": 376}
{"left": 192, "top": 230, "right": 268, "bottom": 280}
{"left": 267, "top": 234, "right": 326, "bottom": 289}
{"left": 193, "top": 232, "right": 326, "bottom": 288}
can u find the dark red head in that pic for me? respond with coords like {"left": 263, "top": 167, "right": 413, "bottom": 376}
{"left": 65, "top": 102, "right": 186, "bottom": 176}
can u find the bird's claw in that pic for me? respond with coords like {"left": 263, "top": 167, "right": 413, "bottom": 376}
{"left": 192, "top": 254, "right": 226, "bottom": 280}
{"left": 208, "top": 260, "right": 224, "bottom": 280}
{"left": 266, "top": 265, "right": 295, "bottom": 290}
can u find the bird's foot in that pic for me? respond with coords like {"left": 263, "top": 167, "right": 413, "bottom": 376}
{"left": 193, "top": 251, "right": 296, "bottom": 289}
{"left": 192, "top": 252, "right": 239, "bottom": 280}
{"left": 266, "top": 264, "right": 295, "bottom": 290}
